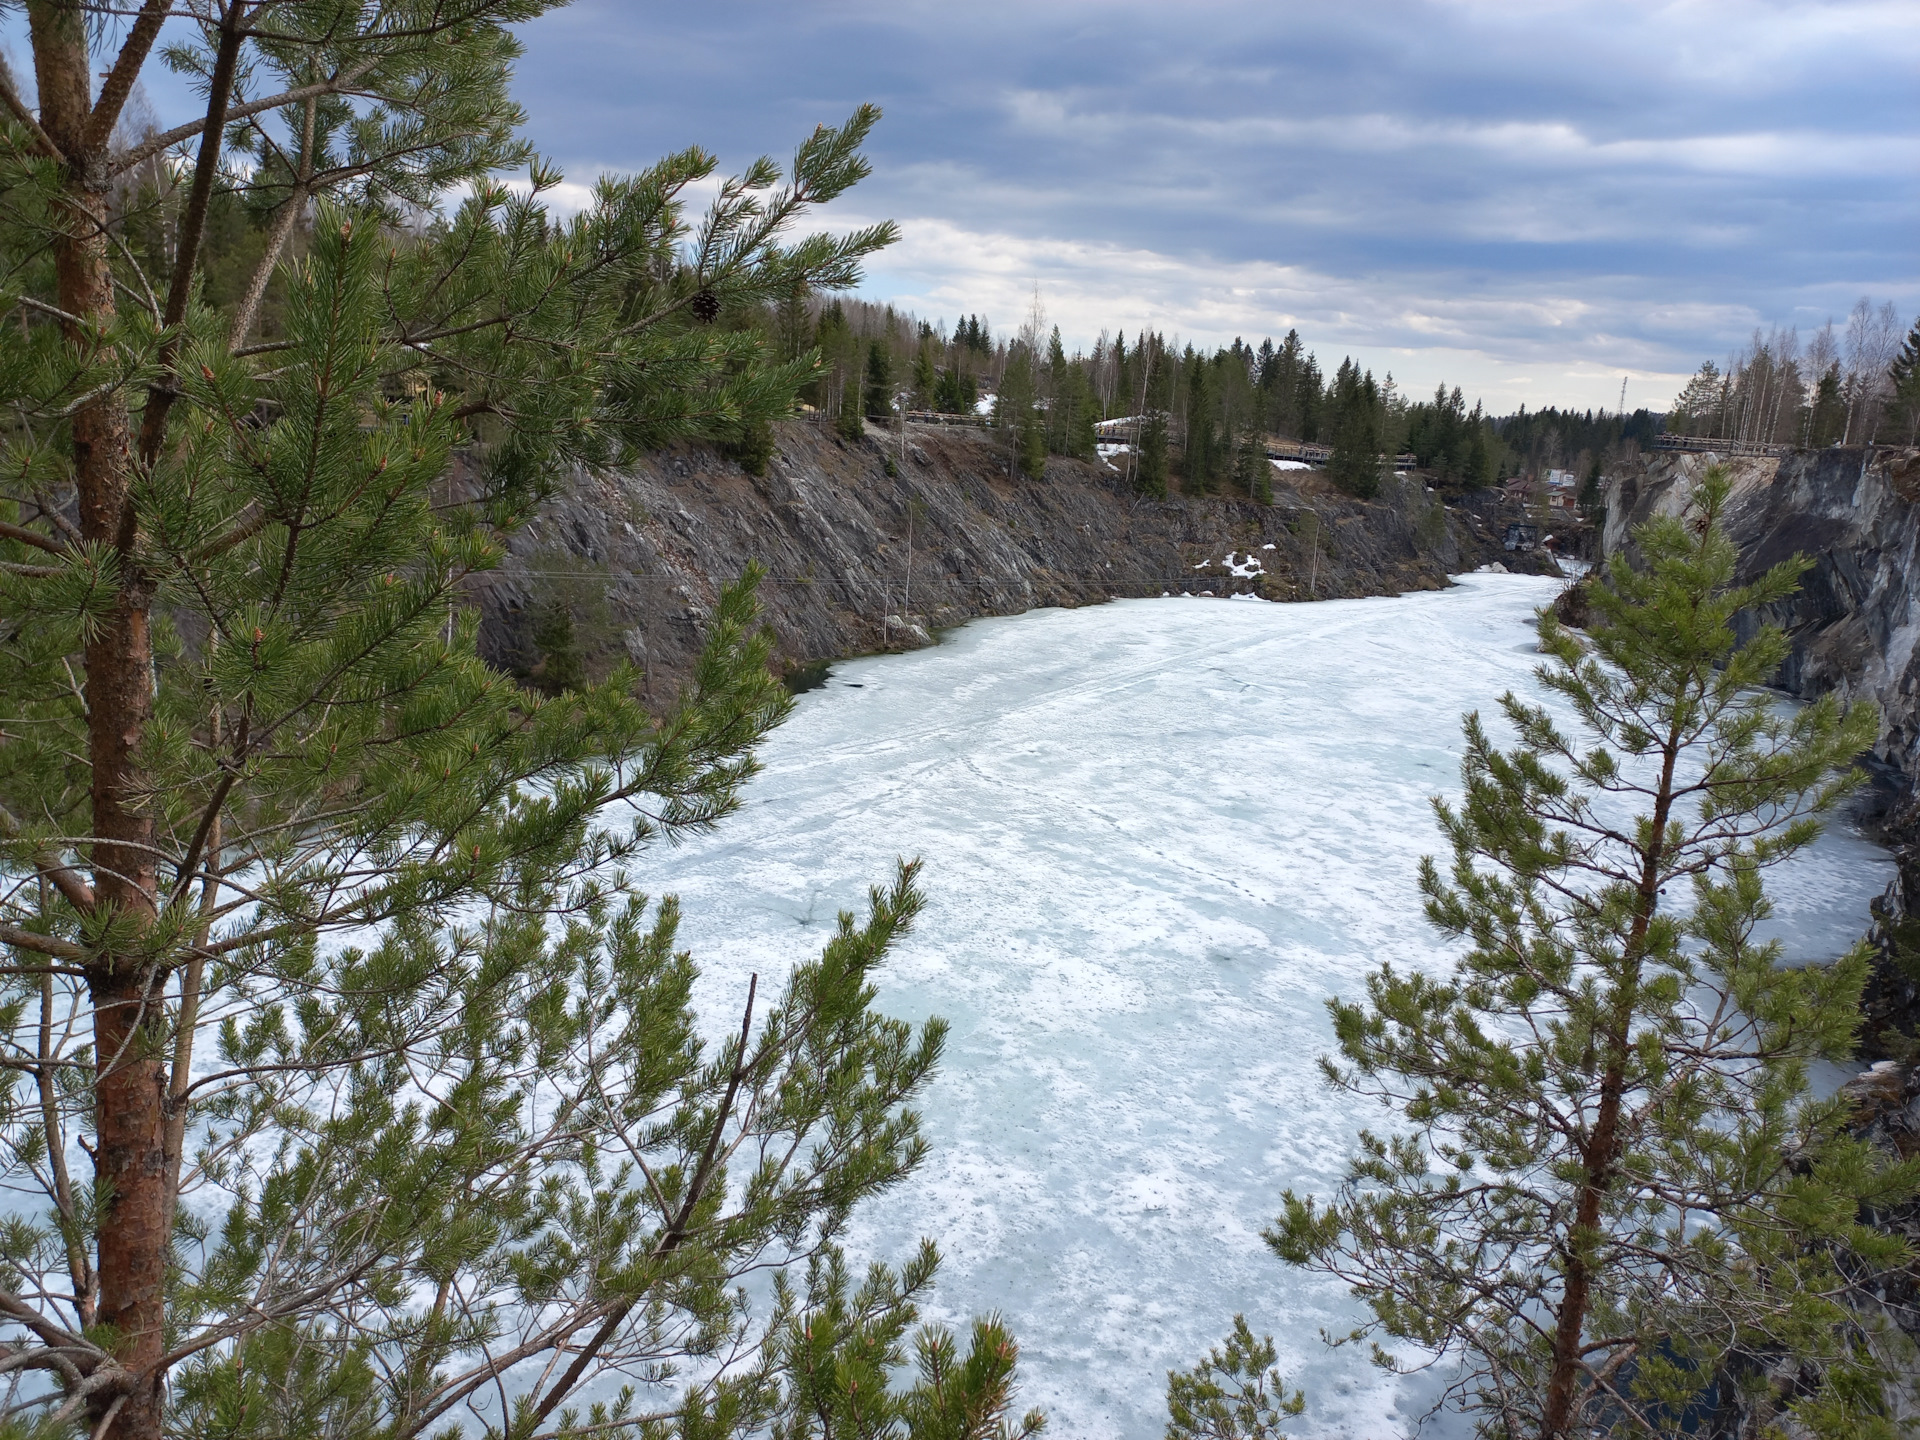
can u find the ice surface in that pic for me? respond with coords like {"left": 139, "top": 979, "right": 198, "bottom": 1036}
{"left": 635, "top": 576, "right": 1893, "bottom": 1438}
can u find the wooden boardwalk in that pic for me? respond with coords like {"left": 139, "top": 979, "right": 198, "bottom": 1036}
{"left": 1651, "top": 434, "right": 1791, "bottom": 459}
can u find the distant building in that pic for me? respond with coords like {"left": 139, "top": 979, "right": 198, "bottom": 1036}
{"left": 1508, "top": 472, "right": 1580, "bottom": 511}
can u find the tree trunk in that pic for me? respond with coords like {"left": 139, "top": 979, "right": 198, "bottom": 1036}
{"left": 1540, "top": 734, "right": 1681, "bottom": 1439}
{"left": 1541, "top": 1074, "right": 1618, "bottom": 1438}
{"left": 28, "top": 4, "right": 166, "bottom": 1434}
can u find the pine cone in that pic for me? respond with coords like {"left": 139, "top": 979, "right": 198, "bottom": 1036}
{"left": 689, "top": 289, "right": 720, "bottom": 324}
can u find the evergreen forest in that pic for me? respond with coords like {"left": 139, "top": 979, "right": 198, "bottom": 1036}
{"left": 0, "top": 4, "right": 1916, "bottom": 1440}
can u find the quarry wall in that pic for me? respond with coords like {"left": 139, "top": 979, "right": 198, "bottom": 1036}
{"left": 1605, "top": 443, "right": 1920, "bottom": 1052}
{"left": 474, "top": 418, "right": 1547, "bottom": 707}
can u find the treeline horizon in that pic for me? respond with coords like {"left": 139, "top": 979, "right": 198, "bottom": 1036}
{"left": 735, "top": 291, "right": 1680, "bottom": 502}
{"left": 169, "top": 186, "right": 1916, "bottom": 500}
{"left": 1667, "top": 297, "right": 1920, "bottom": 449}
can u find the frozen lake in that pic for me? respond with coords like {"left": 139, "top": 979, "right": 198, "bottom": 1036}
{"left": 639, "top": 575, "right": 1893, "bottom": 1438}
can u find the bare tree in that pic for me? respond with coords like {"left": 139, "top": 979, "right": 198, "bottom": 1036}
{"left": 1843, "top": 297, "right": 1903, "bottom": 444}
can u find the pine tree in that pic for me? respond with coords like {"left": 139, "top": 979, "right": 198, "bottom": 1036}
{"left": 1137, "top": 411, "right": 1170, "bottom": 498}
{"left": 1325, "top": 361, "right": 1383, "bottom": 499}
{"left": 1273, "top": 469, "right": 1912, "bottom": 1439}
{"left": 1166, "top": 1317, "right": 1304, "bottom": 1440}
{"left": 1019, "top": 402, "right": 1048, "bottom": 479}
{"left": 865, "top": 337, "right": 894, "bottom": 420}
{"left": 1235, "top": 433, "right": 1273, "bottom": 504}
{"left": 0, "top": 10, "right": 1034, "bottom": 1439}
{"left": 912, "top": 342, "right": 938, "bottom": 409}
{"left": 1184, "top": 355, "right": 1217, "bottom": 496}
{"left": 1887, "top": 315, "right": 1920, "bottom": 443}
{"left": 1669, "top": 361, "right": 1723, "bottom": 438}
{"left": 838, "top": 373, "right": 869, "bottom": 440}
{"left": 767, "top": 1245, "right": 1044, "bottom": 1439}
{"left": 1806, "top": 365, "right": 1847, "bottom": 446}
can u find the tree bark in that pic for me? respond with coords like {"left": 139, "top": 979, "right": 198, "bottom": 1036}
{"left": 24, "top": 3, "right": 235, "bottom": 1434}
{"left": 1539, "top": 732, "right": 1681, "bottom": 1439}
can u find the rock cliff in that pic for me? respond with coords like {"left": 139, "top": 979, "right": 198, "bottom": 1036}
{"left": 1605, "top": 445, "right": 1920, "bottom": 802}
{"left": 1604, "top": 444, "right": 1920, "bottom": 1049}
{"left": 475, "top": 418, "right": 1547, "bottom": 706}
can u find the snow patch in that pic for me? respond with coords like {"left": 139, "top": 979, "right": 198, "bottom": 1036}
{"left": 1225, "top": 552, "right": 1265, "bottom": 578}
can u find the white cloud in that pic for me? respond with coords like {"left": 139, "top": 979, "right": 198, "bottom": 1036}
{"left": 506, "top": 0, "right": 1919, "bottom": 414}
{"left": 847, "top": 213, "right": 1697, "bottom": 410}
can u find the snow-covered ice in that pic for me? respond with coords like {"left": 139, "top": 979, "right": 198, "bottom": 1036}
{"left": 635, "top": 576, "right": 1892, "bottom": 1438}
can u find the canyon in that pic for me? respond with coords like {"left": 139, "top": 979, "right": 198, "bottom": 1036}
{"left": 471, "top": 418, "right": 1552, "bottom": 706}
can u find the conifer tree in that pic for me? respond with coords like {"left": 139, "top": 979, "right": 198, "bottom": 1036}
{"left": 912, "top": 342, "right": 938, "bottom": 410}
{"left": 1137, "top": 411, "right": 1170, "bottom": 499}
{"left": 1262, "top": 331, "right": 1306, "bottom": 439}
{"left": 839, "top": 373, "right": 869, "bottom": 440}
{"left": 1183, "top": 355, "right": 1216, "bottom": 496}
{"left": 1464, "top": 405, "right": 1496, "bottom": 488}
{"left": 1294, "top": 352, "right": 1324, "bottom": 443}
{"left": 1235, "top": 433, "right": 1272, "bottom": 504}
{"left": 1068, "top": 366, "right": 1099, "bottom": 458}
{"left": 777, "top": 284, "right": 815, "bottom": 362}
{"left": 1325, "top": 361, "right": 1383, "bottom": 499}
{"left": 1806, "top": 365, "right": 1847, "bottom": 446}
{"left": 933, "top": 364, "right": 976, "bottom": 416}
{"left": 997, "top": 349, "right": 1046, "bottom": 478}
{"left": 1019, "top": 401, "right": 1048, "bottom": 480}
{"left": 866, "top": 337, "right": 894, "bottom": 420}
{"left": 1273, "top": 470, "right": 1912, "bottom": 1439}
{"left": 1668, "top": 362, "right": 1724, "bottom": 438}
{"left": 1166, "top": 1318, "right": 1303, "bottom": 1440}
{"left": 1112, "top": 332, "right": 1134, "bottom": 423}
{"left": 0, "top": 8, "right": 1033, "bottom": 1438}
{"left": 1887, "top": 315, "right": 1920, "bottom": 443}
{"left": 1578, "top": 452, "right": 1605, "bottom": 523}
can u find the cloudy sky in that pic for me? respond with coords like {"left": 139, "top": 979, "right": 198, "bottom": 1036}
{"left": 503, "top": 0, "right": 1917, "bottom": 412}
{"left": 6, "top": 1, "right": 1911, "bottom": 411}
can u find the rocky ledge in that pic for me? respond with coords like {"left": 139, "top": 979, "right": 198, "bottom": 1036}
{"left": 474, "top": 418, "right": 1552, "bottom": 707}
{"left": 1605, "top": 445, "right": 1920, "bottom": 1052}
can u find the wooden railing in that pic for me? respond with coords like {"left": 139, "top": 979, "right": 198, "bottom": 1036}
{"left": 903, "top": 410, "right": 991, "bottom": 428}
{"left": 1651, "top": 434, "right": 1791, "bottom": 458}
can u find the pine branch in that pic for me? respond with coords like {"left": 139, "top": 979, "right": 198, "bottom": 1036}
{"left": 78, "top": 0, "right": 171, "bottom": 159}
{"left": 0, "top": 63, "right": 64, "bottom": 163}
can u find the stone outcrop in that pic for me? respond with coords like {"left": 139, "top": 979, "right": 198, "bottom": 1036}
{"left": 1606, "top": 446, "right": 1920, "bottom": 805}
{"left": 475, "top": 418, "right": 1549, "bottom": 706}
{"left": 1604, "top": 445, "right": 1920, "bottom": 1051}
